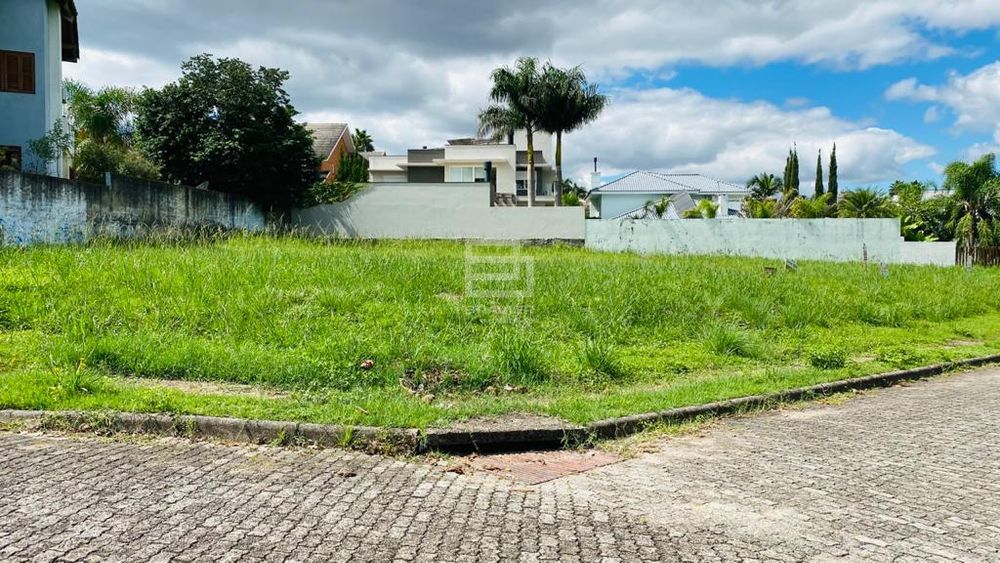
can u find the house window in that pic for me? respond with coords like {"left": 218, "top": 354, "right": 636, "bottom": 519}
{"left": 0, "top": 146, "right": 22, "bottom": 171}
{"left": 447, "top": 166, "right": 486, "bottom": 183}
{"left": 0, "top": 51, "right": 35, "bottom": 94}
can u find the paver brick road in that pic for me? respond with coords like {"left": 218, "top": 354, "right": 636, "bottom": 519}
{"left": 2, "top": 368, "right": 1000, "bottom": 562}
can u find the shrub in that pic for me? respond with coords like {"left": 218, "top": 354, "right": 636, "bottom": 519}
{"left": 703, "top": 324, "right": 757, "bottom": 358}
{"left": 306, "top": 180, "right": 365, "bottom": 206}
{"left": 579, "top": 338, "right": 624, "bottom": 380}
{"left": 562, "top": 191, "right": 581, "bottom": 206}
{"left": 809, "top": 348, "right": 847, "bottom": 370}
{"left": 489, "top": 328, "right": 547, "bottom": 385}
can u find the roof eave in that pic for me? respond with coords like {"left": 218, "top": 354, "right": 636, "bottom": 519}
{"left": 59, "top": 0, "right": 80, "bottom": 63}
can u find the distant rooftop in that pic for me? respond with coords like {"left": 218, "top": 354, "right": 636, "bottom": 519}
{"left": 304, "top": 123, "right": 350, "bottom": 159}
{"left": 591, "top": 171, "right": 748, "bottom": 195}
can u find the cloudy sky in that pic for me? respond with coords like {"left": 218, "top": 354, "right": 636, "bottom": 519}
{"left": 69, "top": 0, "right": 1000, "bottom": 190}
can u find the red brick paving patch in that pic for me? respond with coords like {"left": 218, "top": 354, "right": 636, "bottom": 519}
{"left": 465, "top": 450, "right": 622, "bottom": 485}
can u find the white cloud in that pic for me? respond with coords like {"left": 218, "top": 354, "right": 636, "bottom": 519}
{"left": 565, "top": 88, "right": 935, "bottom": 187}
{"left": 63, "top": 48, "right": 176, "bottom": 89}
{"left": 886, "top": 62, "right": 1000, "bottom": 131}
{"left": 923, "top": 106, "right": 941, "bottom": 123}
{"left": 887, "top": 61, "right": 1000, "bottom": 162}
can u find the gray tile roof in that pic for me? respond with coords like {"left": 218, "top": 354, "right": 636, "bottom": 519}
{"left": 591, "top": 171, "right": 747, "bottom": 195}
{"left": 304, "top": 123, "right": 350, "bottom": 159}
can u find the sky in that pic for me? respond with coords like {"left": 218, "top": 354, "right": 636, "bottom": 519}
{"left": 67, "top": 0, "right": 1000, "bottom": 191}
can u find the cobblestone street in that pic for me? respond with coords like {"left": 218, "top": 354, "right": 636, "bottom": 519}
{"left": 2, "top": 368, "right": 999, "bottom": 562}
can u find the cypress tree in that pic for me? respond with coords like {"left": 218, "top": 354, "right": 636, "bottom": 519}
{"left": 828, "top": 143, "right": 839, "bottom": 202}
{"left": 790, "top": 145, "right": 800, "bottom": 194}
{"left": 783, "top": 149, "right": 793, "bottom": 190}
{"left": 815, "top": 149, "right": 824, "bottom": 197}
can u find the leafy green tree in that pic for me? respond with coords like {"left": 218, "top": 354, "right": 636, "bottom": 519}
{"left": 828, "top": 143, "right": 839, "bottom": 202}
{"left": 352, "top": 129, "right": 374, "bottom": 152}
{"left": 943, "top": 153, "right": 1000, "bottom": 248}
{"left": 135, "top": 55, "right": 317, "bottom": 212}
{"left": 478, "top": 57, "right": 544, "bottom": 207}
{"left": 837, "top": 188, "right": 893, "bottom": 218}
{"left": 745, "top": 172, "right": 783, "bottom": 200}
{"left": 814, "top": 149, "right": 824, "bottom": 197}
{"left": 537, "top": 63, "right": 608, "bottom": 206}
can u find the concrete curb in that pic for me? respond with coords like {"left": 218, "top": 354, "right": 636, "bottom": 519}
{"left": 3, "top": 354, "right": 998, "bottom": 453}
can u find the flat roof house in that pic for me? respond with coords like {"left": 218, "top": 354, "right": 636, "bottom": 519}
{"left": 0, "top": 0, "right": 79, "bottom": 178}
{"left": 589, "top": 171, "right": 749, "bottom": 219}
{"left": 305, "top": 122, "right": 355, "bottom": 181}
{"left": 365, "top": 131, "right": 558, "bottom": 206}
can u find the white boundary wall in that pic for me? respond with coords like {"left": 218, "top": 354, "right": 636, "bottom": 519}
{"left": 900, "top": 241, "right": 956, "bottom": 266}
{"left": 293, "top": 183, "right": 585, "bottom": 240}
{"left": 586, "top": 218, "right": 909, "bottom": 263}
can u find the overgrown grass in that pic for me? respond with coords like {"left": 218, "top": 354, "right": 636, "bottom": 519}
{"left": 2, "top": 234, "right": 1000, "bottom": 428}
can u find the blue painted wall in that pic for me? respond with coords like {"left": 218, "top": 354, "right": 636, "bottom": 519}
{"left": 0, "top": 0, "right": 60, "bottom": 173}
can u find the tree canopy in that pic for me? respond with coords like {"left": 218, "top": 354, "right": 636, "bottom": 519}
{"left": 135, "top": 54, "right": 317, "bottom": 211}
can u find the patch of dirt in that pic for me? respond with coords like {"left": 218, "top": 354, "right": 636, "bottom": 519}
{"left": 441, "top": 413, "right": 578, "bottom": 433}
{"left": 461, "top": 450, "right": 623, "bottom": 484}
{"left": 127, "top": 378, "right": 289, "bottom": 399}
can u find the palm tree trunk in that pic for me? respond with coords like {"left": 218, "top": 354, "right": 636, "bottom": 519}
{"left": 526, "top": 127, "right": 536, "bottom": 208}
{"left": 553, "top": 130, "right": 563, "bottom": 207}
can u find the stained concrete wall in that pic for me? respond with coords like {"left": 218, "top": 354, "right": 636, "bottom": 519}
{"left": 899, "top": 241, "right": 956, "bottom": 266}
{"left": 586, "top": 218, "right": 907, "bottom": 263}
{"left": 0, "top": 170, "right": 265, "bottom": 245}
{"left": 293, "top": 183, "right": 585, "bottom": 240}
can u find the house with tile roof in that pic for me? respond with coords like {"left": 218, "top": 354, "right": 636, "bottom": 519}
{"left": 304, "top": 122, "right": 355, "bottom": 181}
{"left": 588, "top": 171, "right": 749, "bottom": 219}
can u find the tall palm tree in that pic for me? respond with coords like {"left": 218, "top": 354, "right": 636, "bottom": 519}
{"left": 537, "top": 64, "right": 608, "bottom": 207}
{"left": 745, "top": 172, "right": 783, "bottom": 200}
{"left": 944, "top": 153, "right": 1000, "bottom": 248}
{"left": 478, "top": 57, "right": 543, "bottom": 207}
{"left": 352, "top": 129, "right": 374, "bottom": 152}
{"left": 837, "top": 189, "right": 893, "bottom": 218}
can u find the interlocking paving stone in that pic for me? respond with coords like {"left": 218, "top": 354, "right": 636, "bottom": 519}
{"left": 2, "top": 368, "right": 1000, "bottom": 561}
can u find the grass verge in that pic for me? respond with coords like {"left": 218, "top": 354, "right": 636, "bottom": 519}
{"left": 2, "top": 235, "right": 1000, "bottom": 428}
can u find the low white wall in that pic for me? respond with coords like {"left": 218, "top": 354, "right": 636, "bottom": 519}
{"left": 293, "top": 183, "right": 585, "bottom": 240}
{"left": 586, "top": 218, "right": 905, "bottom": 263}
{"left": 899, "top": 241, "right": 956, "bottom": 266}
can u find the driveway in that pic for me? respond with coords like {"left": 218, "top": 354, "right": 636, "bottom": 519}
{"left": 2, "top": 368, "right": 999, "bottom": 562}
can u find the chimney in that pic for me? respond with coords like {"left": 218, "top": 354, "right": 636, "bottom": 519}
{"left": 590, "top": 157, "right": 602, "bottom": 190}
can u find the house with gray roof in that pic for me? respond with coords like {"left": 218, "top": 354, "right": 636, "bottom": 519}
{"left": 588, "top": 171, "right": 749, "bottom": 219}
{"left": 304, "top": 122, "right": 355, "bottom": 181}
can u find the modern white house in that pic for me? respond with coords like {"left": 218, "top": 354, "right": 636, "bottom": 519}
{"left": 0, "top": 0, "right": 79, "bottom": 178}
{"left": 365, "top": 131, "right": 558, "bottom": 206}
{"left": 588, "top": 171, "right": 749, "bottom": 219}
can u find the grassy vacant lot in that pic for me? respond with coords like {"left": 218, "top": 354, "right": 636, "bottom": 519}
{"left": 2, "top": 235, "right": 1000, "bottom": 429}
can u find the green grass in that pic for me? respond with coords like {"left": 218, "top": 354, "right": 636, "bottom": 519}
{"left": 2, "top": 234, "right": 1000, "bottom": 428}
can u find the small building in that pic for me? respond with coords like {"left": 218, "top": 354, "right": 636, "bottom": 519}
{"left": 304, "top": 122, "right": 355, "bottom": 181}
{"left": 365, "top": 131, "right": 558, "bottom": 206}
{"left": 0, "top": 0, "right": 79, "bottom": 177}
{"left": 588, "top": 171, "right": 749, "bottom": 219}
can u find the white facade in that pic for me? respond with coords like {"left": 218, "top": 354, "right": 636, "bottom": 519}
{"left": 365, "top": 130, "right": 557, "bottom": 203}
